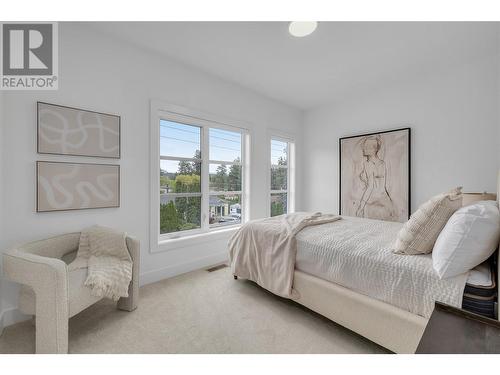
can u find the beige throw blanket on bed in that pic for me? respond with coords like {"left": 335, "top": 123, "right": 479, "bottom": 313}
{"left": 229, "top": 212, "right": 340, "bottom": 298}
{"left": 69, "top": 225, "right": 133, "bottom": 301}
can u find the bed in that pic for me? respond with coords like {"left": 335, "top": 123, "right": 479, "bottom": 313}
{"left": 231, "top": 173, "right": 500, "bottom": 354}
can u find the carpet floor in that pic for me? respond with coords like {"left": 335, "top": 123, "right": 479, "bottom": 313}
{"left": 0, "top": 266, "right": 388, "bottom": 354}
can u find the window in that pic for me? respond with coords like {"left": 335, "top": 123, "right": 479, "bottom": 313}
{"left": 269, "top": 137, "right": 295, "bottom": 216}
{"left": 152, "top": 103, "right": 248, "bottom": 245}
{"left": 160, "top": 120, "right": 202, "bottom": 235}
{"left": 209, "top": 128, "right": 243, "bottom": 229}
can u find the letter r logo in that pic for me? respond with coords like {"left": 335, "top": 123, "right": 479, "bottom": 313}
{"left": 2, "top": 23, "right": 53, "bottom": 75}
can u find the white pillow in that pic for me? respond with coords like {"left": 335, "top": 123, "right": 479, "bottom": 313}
{"left": 432, "top": 200, "right": 500, "bottom": 279}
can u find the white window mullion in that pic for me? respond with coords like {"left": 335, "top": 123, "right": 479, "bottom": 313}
{"left": 271, "top": 165, "right": 288, "bottom": 169}
{"left": 160, "top": 155, "right": 201, "bottom": 163}
{"left": 208, "top": 159, "right": 241, "bottom": 166}
{"left": 288, "top": 141, "right": 296, "bottom": 213}
{"left": 201, "top": 126, "right": 210, "bottom": 231}
{"left": 151, "top": 110, "right": 161, "bottom": 250}
{"left": 209, "top": 190, "right": 242, "bottom": 196}
{"left": 242, "top": 132, "right": 250, "bottom": 223}
{"left": 239, "top": 132, "right": 246, "bottom": 223}
{"left": 286, "top": 142, "right": 291, "bottom": 213}
{"left": 270, "top": 189, "right": 288, "bottom": 194}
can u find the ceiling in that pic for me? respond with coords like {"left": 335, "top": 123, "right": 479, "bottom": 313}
{"left": 87, "top": 22, "right": 499, "bottom": 110}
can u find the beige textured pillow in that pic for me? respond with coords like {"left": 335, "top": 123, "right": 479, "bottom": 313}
{"left": 393, "top": 187, "right": 463, "bottom": 255}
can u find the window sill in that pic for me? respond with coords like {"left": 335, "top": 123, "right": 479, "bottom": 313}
{"left": 152, "top": 226, "right": 241, "bottom": 253}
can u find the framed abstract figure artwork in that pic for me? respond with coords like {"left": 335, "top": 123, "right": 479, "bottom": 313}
{"left": 339, "top": 127, "right": 410, "bottom": 223}
{"left": 37, "top": 161, "right": 120, "bottom": 212}
{"left": 37, "top": 102, "right": 120, "bottom": 158}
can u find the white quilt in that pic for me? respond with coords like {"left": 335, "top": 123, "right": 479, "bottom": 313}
{"left": 295, "top": 216, "right": 468, "bottom": 318}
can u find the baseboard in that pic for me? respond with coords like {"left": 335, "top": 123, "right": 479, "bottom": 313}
{"left": 140, "top": 251, "right": 228, "bottom": 286}
{"left": 0, "top": 307, "right": 31, "bottom": 335}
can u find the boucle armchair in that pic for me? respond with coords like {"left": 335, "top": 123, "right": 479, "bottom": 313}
{"left": 2, "top": 232, "right": 140, "bottom": 354}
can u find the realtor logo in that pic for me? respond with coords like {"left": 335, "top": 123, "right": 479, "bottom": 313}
{"left": 1, "top": 22, "right": 58, "bottom": 90}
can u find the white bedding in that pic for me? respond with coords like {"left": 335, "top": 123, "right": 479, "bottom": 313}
{"left": 467, "top": 262, "right": 492, "bottom": 287}
{"left": 295, "top": 216, "right": 469, "bottom": 318}
{"left": 229, "top": 212, "right": 340, "bottom": 298}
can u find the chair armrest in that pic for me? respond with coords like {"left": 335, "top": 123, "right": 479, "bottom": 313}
{"left": 118, "top": 236, "right": 140, "bottom": 311}
{"left": 125, "top": 236, "right": 140, "bottom": 265}
{"left": 3, "top": 249, "right": 70, "bottom": 353}
{"left": 3, "top": 249, "right": 68, "bottom": 293}
{"left": 17, "top": 232, "right": 80, "bottom": 259}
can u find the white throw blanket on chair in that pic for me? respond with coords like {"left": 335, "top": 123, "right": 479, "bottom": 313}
{"left": 69, "top": 225, "right": 133, "bottom": 301}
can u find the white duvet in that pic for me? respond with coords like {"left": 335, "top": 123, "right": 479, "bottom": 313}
{"left": 295, "top": 216, "right": 468, "bottom": 318}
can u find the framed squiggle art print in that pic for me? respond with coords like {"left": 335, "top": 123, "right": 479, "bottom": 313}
{"left": 339, "top": 127, "right": 410, "bottom": 223}
{"left": 37, "top": 102, "right": 120, "bottom": 158}
{"left": 36, "top": 161, "right": 120, "bottom": 212}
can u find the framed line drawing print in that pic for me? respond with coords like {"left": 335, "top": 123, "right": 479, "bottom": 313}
{"left": 339, "top": 127, "right": 410, "bottom": 223}
{"left": 37, "top": 102, "right": 121, "bottom": 158}
{"left": 37, "top": 161, "right": 120, "bottom": 212}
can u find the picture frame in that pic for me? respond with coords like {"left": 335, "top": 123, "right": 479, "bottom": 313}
{"left": 36, "top": 161, "right": 120, "bottom": 212}
{"left": 339, "top": 127, "right": 411, "bottom": 222}
{"left": 37, "top": 102, "right": 121, "bottom": 159}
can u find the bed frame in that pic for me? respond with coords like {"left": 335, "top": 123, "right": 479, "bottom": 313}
{"left": 289, "top": 173, "right": 500, "bottom": 353}
{"left": 234, "top": 173, "right": 500, "bottom": 354}
{"left": 293, "top": 270, "right": 427, "bottom": 353}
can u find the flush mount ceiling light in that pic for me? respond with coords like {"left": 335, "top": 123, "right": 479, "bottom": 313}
{"left": 288, "top": 21, "right": 318, "bottom": 37}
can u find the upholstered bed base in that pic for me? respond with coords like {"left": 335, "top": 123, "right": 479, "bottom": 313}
{"left": 291, "top": 173, "right": 500, "bottom": 354}
{"left": 293, "top": 270, "right": 428, "bottom": 353}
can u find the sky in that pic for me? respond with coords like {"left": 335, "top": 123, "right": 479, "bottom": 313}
{"left": 160, "top": 119, "right": 287, "bottom": 173}
{"left": 161, "top": 119, "right": 241, "bottom": 174}
{"left": 271, "top": 139, "right": 287, "bottom": 165}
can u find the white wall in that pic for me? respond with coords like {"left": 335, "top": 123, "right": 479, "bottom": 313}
{"left": 302, "top": 54, "right": 500, "bottom": 214}
{"left": 0, "top": 90, "right": 4, "bottom": 331}
{"left": 0, "top": 23, "right": 302, "bottom": 319}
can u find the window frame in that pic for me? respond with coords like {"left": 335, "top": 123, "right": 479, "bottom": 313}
{"left": 150, "top": 101, "right": 250, "bottom": 253}
{"left": 207, "top": 127, "right": 244, "bottom": 230}
{"left": 159, "top": 121, "right": 203, "bottom": 238}
{"left": 268, "top": 132, "right": 296, "bottom": 217}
